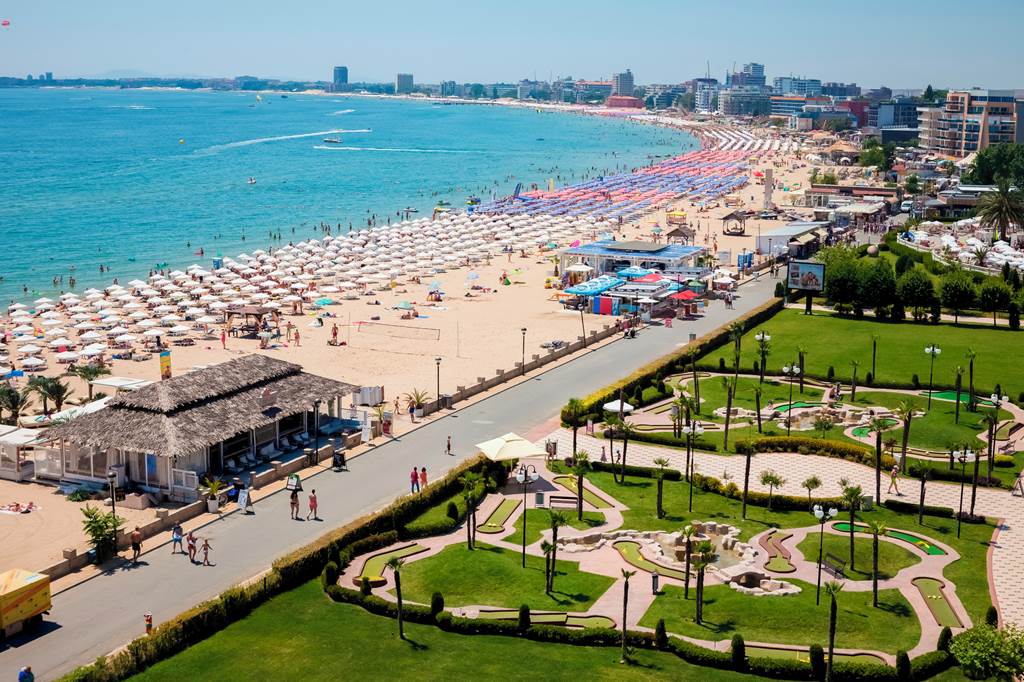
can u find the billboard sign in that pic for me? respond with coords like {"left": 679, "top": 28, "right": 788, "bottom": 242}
{"left": 787, "top": 260, "right": 825, "bottom": 291}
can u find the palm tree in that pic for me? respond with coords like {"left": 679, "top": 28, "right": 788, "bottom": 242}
{"left": 609, "top": 418, "right": 636, "bottom": 484}
{"left": 690, "top": 354, "right": 701, "bottom": 413}
{"left": 27, "top": 376, "right": 53, "bottom": 414}
{"left": 541, "top": 540, "right": 554, "bottom": 592}
{"left": 693, "top": 540, "right": 714, "bottom": 625}
{"left": 38, "top": 378, "right": 73, "bottom": 413}
{"left": 840, "top": 483, "right": 863, "bottom": 570}
{"left": 682, "top": 524, "right": 695, "bottom": 599}
{"left": 741, "top": 444, "right": 753, "bottom": 519}
{"left": 848, "top": 360, "right": 860, "bottom": 402}
{"left": 814, "top": 416, "right": 834, "bottom": 440}
{"left": 984, "top": 411, "right": 999, "bottom": 482}
{"left": 671, "top": 395, "right": 694, "bottom": 438}
{"left": 570, "top": 452, "right": 590, "bottom": 521}
{"left": 866, "top": 520, "right": 887, "bottom": 608}
{"left": 385, "top": 557, "right": 407, "bottom": 639}
{"left": 895, "top": 400, "right": 916, "bottom": 462}
{"left": 459, "top": 472, "right": 481, "bottom": 550}
{"left": 869, "top": 417, "right": 890, "bottom": 503}
{"left": 751, "top": 385, "right": 763, "bottom": 433}
{"left": 824, "top": 580, "right": 845, "bottom": 682}
{"left": 953, "top": 365, "right": 964, "bottom": 424}
{"left": 0, "top": 386, "right": 32, "bottom": 426}
{"left": 403, "top": 388, "right": 432, "bottom": 422}
{"left": 802, "top": 475, "right": 822, "bottom": 503}
{"left": 965, "top": 349, "right": 977, "bottom": 412}
{"left": 620, "top": 569, "right": 636, "bottom": 663}
{"left": 728, "top": 322, "right": 744, "bottom": 384}
{"left": 759, "top": 470, "right": 784, "bottom": 511}
{"left": 721, "top": 377, "right": 735, "bottom": 452}
{"left": 547, "top": 511, "right": 567, "bottom": 592}
{"left": 977, "top": 178, "right": 1024, "bottom": 243}
{"left": 653, "top": 457, "right": 670, "bottom": 519}
{"left": 562, "top": 398, "right": 587, "bottom": 455}
{"left": 70, "top": 364, "right": 112, "bottom": 401}
{"left": 870, "top": 334, "right": 879, "bottom": 379}
{"left": 797, "top": 346, "right": 808, "bottom": 393}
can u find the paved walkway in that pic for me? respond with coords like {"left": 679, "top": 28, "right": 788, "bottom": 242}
{"left": 548, "top": 429, "right": 1024, "bottom": 628}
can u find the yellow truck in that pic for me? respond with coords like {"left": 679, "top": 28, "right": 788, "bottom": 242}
{"left": 0, "top": 569, "right": 51, "bottom": 638}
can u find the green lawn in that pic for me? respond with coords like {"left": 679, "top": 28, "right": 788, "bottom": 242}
{"left": 404, "top": 490, "right": 485, "bottom": 535}
{"left": 509, "top": 508, "right": 607, "bottom": 546}
{"left": 794, "top": 533, "right": 921, "bottom": 580}
{"left": 683, "top": 375, "right": 823, "bottom": 420}
{"left": 557, "top": 466, "right": 995, "bottom": 626}
{"left": 392, "top": 542, "right": 614, "bottom": 612}
{"left": 639, "top": 580, "right": 920, "bottom": 654}
{"left": 700, "top": 308, "right": 1024, "bottom": 397}
{"left": 132, "top": 582, "right": 766, "bottom": 682}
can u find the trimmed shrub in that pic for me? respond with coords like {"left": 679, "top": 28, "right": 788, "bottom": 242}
{"left": 937, "top": 626, "right": 952, "bottom": 652}
{"left": 831, "top": 660, "right": 900, "bottom": 681}
{"left": 895, "top": 651, "right": 911, "bottom": 681}
{"left": 911, "top": 650, "right": 954, "bottom": 680}
{"left": 1009, "top": 301, "right": 1020, "bottom": 330}
{"left": 321, "top": 561, "right": 339, "bottom": 590}
{"left": 809, "top": 644, "right": 825, "bottom": 680}
{"left": 731, "top": 634, "right": 747, "bottom": 672}
{"left": 719, "top": 357, "right": 727, "bottom": 371}
{"left": 431, "top": 592, "right": 445, "bottom": 618}
{"left": 827, "top": 365, "right": 835, "bottom": 380}
{"left": 359, "top": 575, "right": 372, "bottom": 597}
{"left": 654, "top": 618, "right": 668, "bottom": 650}
{"left": 591, "top": 459, "right": 684, "bottom": 480}
{"left": 985, "top": 605, "right": 999, "bottom": 626}
{"left": 518, "top": 604, "right": 531, "bottom": 631}
{"left": 865, "top": 371, "right": 873, "bottom": 386}
{"left": 774, "top": 281, "right": 786, "bottom": 298}
{"left": 445, "top": 500, "right": 459, "bottom": 522}
{"left": 619, "top": 431, "right": 718, "bottom": 453}
{"left": 912, "top": 374, "right": 920, "bottom": 389}
{"left": 906, "top": 462, "right": 1006, "bottom": 489}
{"left": 994, "top": 454, "right": 1015, "bottom": 468}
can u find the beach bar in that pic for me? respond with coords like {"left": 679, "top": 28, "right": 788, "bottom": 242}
{"left": 559, "top": 240, "right": 707, "bottom": 280}
{"left": 44, "top": 355, "right": 356, "bottom": 501}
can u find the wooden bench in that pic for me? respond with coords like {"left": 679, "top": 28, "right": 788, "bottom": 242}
{"left": 548, "top": 495, "right": 577, "bottom": 509}
{"left": 823, "top": 553, "right": 847, "bottom": 579}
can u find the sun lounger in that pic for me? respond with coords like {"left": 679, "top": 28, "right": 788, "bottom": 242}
{"left": 259, "top": 443, "right": 283, "bottom": 461}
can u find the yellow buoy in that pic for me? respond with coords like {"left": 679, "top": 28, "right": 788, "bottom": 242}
{"left": 178, "top": 138, "right": 185, "bottom": 144}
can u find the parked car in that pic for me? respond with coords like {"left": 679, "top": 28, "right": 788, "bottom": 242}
{"left": 900, "top": 200, "right": 914, "bottom": 213}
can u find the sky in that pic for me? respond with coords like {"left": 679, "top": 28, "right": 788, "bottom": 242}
{"left": 2, "top": 0, "right": 1023, "bottom": 89}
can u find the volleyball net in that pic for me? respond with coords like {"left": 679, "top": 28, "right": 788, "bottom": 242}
{"left": 353, "top": 320, "right": 441, "bottom": 341}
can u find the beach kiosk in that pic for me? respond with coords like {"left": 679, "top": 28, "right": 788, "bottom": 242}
{"left": 0, "top": 569, "right": 51, "bottom": 638}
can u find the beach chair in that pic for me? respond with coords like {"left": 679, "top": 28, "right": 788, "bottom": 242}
{"left": 279, "top": 436, "right": 293, "bottom": 451}
{"left": 224, "top": 458, "right": 240, "bottom": 475}
{"left": 258, "top": 443, "right": 282, "bottom": 461}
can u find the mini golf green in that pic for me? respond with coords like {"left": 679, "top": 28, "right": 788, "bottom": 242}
{"left": 765, "top": 555, "right": 796, "bottom": 573}
{"left": 356, "top": 543, "right": 428, "bottom": 587}
{"left": 553, "top": 476, "right": 614, "bottom": 509}
{"left": 566, "top": 615, "right": 615, "bottom": 628}
{"left": 919, "top": 390, "right": 995, "bottom": 407}
{"left": 614, "top": 540, "right": 689, "bottom": 581}
{"left": 476, "top": 610, "right": 614, "bottom": 628}
{"left": 913, "top": 577, "right": 962, "bottom": 628}
{"left": 776, "top": 401, "right": 822, "bottom": 412}
{"left": 851, "top": 418, "right": 899, "bottom": 438}
{"left": 832, "top": 522, "right": 947, "bottom": 556}
{"left": 476, "top": 498, "right": 522, "bottom": 534}
{"left": 745, "top": 645, "right": 885, "bottom": 665}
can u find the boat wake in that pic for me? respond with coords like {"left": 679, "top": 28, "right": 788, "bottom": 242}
{"left": 313, "top": 145, "right": 479, "bottom": 154}
{"left": 327, "top": 109, "right": 355, "bottom": 116}
{"left": 195, "top": 128, "right": 372, "bottom": 154}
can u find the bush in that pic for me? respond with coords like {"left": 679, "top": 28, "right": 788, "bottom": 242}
{"left": 321, "top": 561, "right": 339, "bottom": 590}
{"left": 865, "top": 371, "right": 873, "bottom": 386}
{"left": 906, "top": 462, "right": 1006, "bottom": 489}
{"left": 986, "top": 605, "right": 999, "bottom": 626}
{"left": 719, "top": 357, "right": 727, "bottom": 371}
{"left": 937, "top": 626, "right": 952, "bottom": 652}
{"left": 895, "top": 651, "right": 911, "bottom": 681}
{"left": 445, "top": 500, "right": 459, "bottom": 522}
{"left": 612, "top": 431, "right": 717, "bottom": 454}
{"left": 809, "top": 643, "right": 825, "bottom": 680}
{"left": 912, "top": 374, "right": 920, "bottom": 389}
{"left": 731, "top": 634, "right": 747, "bottom": 671}
{"left": 827, "top": 365, "right": 835, "bottom": 380}
{"left": 655, "top": 618, "right": 668, "bottom": 649}
{"left": 911, "top": 651, "right": 954, "bottom": 680}
{"left": 950, "top": 625, "right": 1024, "bottom": 681}
{"left": 591, "top": 459, "right": 684, "bottom": 480}
{"left": 518, "top": 604, "right": 531, "bottom": 631}
{"left": 995, "top": 454, "right": 1015, "bottom": 468}
{"left": 1010, "top": 301, "right": 1020, "bottom": 330}
{"left": 431, "top": 592, "right": 445, "bottom": 617}
{"left": 359, "top": 575, "right": 372, "bottom": 596}
{"left": 775, "top": 282, "right": 786, "bottom": 298}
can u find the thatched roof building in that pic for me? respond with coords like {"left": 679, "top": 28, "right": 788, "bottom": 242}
{"left": 45, "top": 356, "right": 357, "bottom": 497}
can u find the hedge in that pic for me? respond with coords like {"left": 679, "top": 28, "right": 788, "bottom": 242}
{"left": 881, "top": 498, "right": 989, "bottom": 525}
{"left": 906, "top": 461, "right": 1009, "bottom": 490}
{"left": 578, "top": 296, "right": 785, "bottom": 415}
{"left": 694, "top": 473, "right": 846, "bottom": 513}
{"left": 736, "top": 436, "right": 887, "bottom": 470}
{"left": 590, "top": 459, "right": 683, "bottom": 481}
{"left": 619, "top": 430, "right": 719, "bottom": 452}
{"left": 910, "top": 651, "right": 955, "bottom": 680}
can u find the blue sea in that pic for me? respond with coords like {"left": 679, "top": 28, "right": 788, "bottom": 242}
{"left": 0, "top": 88, "right": 696, "bottom": 303}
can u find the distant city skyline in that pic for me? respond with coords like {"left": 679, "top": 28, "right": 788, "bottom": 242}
{"left": 2, "top": 0, "right": 1024, "bottom": 88}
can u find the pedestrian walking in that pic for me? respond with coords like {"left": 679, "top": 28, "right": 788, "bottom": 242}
{"left": 290, "top": 489, "right": 300, "bottom": 519}
{"left": 201, "top": 538, "right": 213, "bottom": 566}
{"left": 446, "top": 435, "right": 452, "bottom": 456}
{"left": 220, "top": 328, "right": 227, "bottom": 350}
{"left": 887, "top": 464, "right": 901, "bottom": 495}
{"left": 410, "top": 467, "right": 420, "bottom": 493}
{"left": 130, "top": 526, "right": 143, "bottom": 564}
{"left": 186, "top": 530, "right": 197, "bottom": 563}
{"left": 18, "top": 666, "right": 33, "bottom": 682}
{"left": 306, "top": 489, "right": 319, "bottom": 520}
{"left": 171, "top": 522, "right": 184, "bottom": 554}
{"left": 419, "top": 467, "right": 428, "bottom": 490}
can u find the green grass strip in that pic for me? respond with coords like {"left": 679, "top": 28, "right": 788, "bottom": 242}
{"left": 566, "top": 615, "right": 616, "bottom": 628}
{"left": 476, "top": 498, "right": 522, "bottom": 534}
{"left": 831, "top": 522, "right": 947, "bottom": 556}
{"left": 360, "top": 543, "right": 428, "bottom": 582}
{"left": 745, "top": 646, "right": 885, "bottom": 665}
{"left": 553, "top": 475, "right": 613, "bottom": 509}
{"left": 613, "top": 540, "right": 689, "bottom": 581}
{"left": 765, "top": 555, "right": 796, "bottom": 573}
{"left": 913, "top": 577, "right": 962, "bottom": 628}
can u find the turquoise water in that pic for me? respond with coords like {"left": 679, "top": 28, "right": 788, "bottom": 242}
{"left": 0, "top": 89, "right": 696, "bottom": 303}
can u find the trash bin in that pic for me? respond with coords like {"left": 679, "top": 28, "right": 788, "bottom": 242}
{"left": 860, "top": 494, "right": 874, "bottom": 511}
{"left": 535, "top": 491, "right": 545, "bottom": 507}
{"left": 440, "top": 394, "right": 453, "bottom": 409}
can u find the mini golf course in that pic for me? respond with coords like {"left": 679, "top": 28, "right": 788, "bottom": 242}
{"left": 919, "top": 390, "right": 995, "bottom": 407}
{"left": 356, "top": 543, "right": 428, "bottom": 587}
{"left": 832, "top": 522, "right": 947, "bottom": 556}
{"left": 477, "top": 609, "right": 615, "bottom": 629}
{"left": 476, "top": 498, "right": 522, "bottom": 534}
{"left": 759, "top": 530, "right": 796, "bottom": 573}
{"left": 851, "top": 418, "right": 899, "bottom": 438}
{"left": 614, "top": 540, "right": 689, "bottom": 581}
{"left": 553, "top": 476, "right": 614, "bottom": 509}
{"left": 745, "top": 645, "right": 885, "bottom": 665}
{"left": 777, "top": 401, "right": 822, "bottom": 412}
{"left": 912, "top": 577, "right": 963, "bottom": 628}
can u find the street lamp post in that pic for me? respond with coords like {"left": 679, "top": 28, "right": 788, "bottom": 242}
{"left": 515, "top": 464, "right": 540, "bottom": 567}
{"left": 435, "top": 357, "right": 442, "bottom": 410}
{"left": 311, "top": 399, "right": 322, "bottom": 466}
{"left": 107, "top": 469, "right": 118, "bottom": 555}
{"left": 812, "top": 504, "right": 839, "bottom": 605}
{"left": 782, "top": 363, "right": 801, "bottom": 436}
{"left": 521, "top": 327, "right": 527, "bottom": 376}
{"left": 954, "top": 448, "right": 973, "bottom": 539}
{"left": 682, "top": 421, "right": 704, "bottom": 511}
{"left": 924, "top": 345, "right": 942, "bottom": 409}
{"left": 755, "top": 331, "right": 771, "bottom": 383}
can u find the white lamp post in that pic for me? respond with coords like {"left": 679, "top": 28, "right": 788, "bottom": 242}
{"left": 924, "top": 345, "right": 941, "bottom": 409}
{"left": 812, "top": 504, "right": 840, "bottom": 605}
